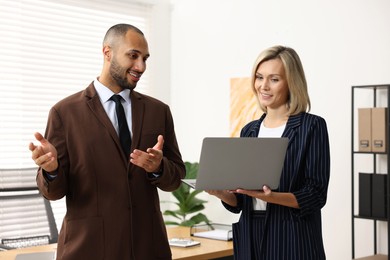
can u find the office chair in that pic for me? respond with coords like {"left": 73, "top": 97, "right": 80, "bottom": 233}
{"left": 0, "top": 168, "right": 58, "bottom": 250}
{"left": 0, "top": 167, "right": 38, "bottom": 191}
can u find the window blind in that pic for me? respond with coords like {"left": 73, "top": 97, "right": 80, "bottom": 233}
{"left": 0, "top": 0, "right": 152, "bottom": 169}
{"left": 0, "top": 0, "right": 152, "bottom": 236}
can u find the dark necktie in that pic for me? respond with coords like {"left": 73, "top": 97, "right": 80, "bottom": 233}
{"left": 110, "top": 95, "right": 131, "bottom": 158}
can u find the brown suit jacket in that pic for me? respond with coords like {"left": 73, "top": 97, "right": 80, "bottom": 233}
{"left": 36, "top": 83, "right": 185, "bottom": 260}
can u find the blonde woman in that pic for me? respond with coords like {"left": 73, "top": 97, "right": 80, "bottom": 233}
{"left": 208, "top": 46, "right": 330, "bottom": 260}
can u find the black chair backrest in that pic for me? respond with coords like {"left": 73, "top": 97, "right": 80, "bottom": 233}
{"left": 0, "top": 168, "right": 58, "bottom": 249}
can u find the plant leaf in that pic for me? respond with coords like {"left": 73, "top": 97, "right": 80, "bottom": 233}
{"left": 172, "top": 186, "right": 189, "bottom": 203}
{"left": 180, "top": 213, "right": 211, "bottom": 226}
{"left": 163, "top": 210, "right": 183, "bottom": 219}
{"left": 189, "top": 213, "right": 211, "bottom": 224}
{"left": 165, "top": 221, "right": 180, "bottom": 226}
{"left": 186, "top": 204, "right": 205, "bottom": 214}
{"left": 184, "top": 162, "right": 199, "bottom": 179}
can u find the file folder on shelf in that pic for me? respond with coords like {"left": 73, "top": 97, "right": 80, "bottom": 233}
{"left": 372, "top": 173, "right": 387, "bottom": 218}
{"left": 371, "top": 107, "right": 387, "bottom": 153}
{"left": 190, "top": 224, "right": 233, "bottom": 241}
{"left": 358, "top": 108, "right": 371, "bottom": 152}
{"left": 359, "top": 172, "right": 372, "bottom": 217}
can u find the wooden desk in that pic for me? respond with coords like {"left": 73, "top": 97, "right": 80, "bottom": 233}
{"left": 354, "top": 255, "right": 387, "bottom": 260}
{"left": 0, "top": 226, "right": 233, "bottom": 260}
{"left": 168, "top": 226, "right": 233, "bottom": 260}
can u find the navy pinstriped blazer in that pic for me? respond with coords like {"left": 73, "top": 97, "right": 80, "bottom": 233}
{"left": 223, "top": 112, "right": 330, "bottom": 260}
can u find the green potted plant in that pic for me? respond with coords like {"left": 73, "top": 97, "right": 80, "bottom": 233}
{"left": 163, "top": 161, "right": 211, "bottom": 226}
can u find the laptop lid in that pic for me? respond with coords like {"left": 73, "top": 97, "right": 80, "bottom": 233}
{"left": 15, "top": 252, "right": 56, "bottom": 260}
{"left": 182, "top": 137, "right": 288, "bottom": 190}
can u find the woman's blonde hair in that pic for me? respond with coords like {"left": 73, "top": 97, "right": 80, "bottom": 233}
{"left": 251, "top": 45, "right": 311, "bottom": 115}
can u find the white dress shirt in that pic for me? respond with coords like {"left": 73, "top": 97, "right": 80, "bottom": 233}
{"left": 253, "top": 121, "right": 286, "bottom": 211}
{"left": 94, "top": 79, "right": 132, "bottom": 137}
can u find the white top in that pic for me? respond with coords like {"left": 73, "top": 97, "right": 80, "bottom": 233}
{"left": 253, "top": 121, "right": 286, "bottom": 210}
{"left": 94, "top": 79, "right": 132, "bottom": 137}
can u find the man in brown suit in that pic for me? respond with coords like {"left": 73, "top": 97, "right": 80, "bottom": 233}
{"left": 28, "top": 23, "right": 185, "bottom": 259}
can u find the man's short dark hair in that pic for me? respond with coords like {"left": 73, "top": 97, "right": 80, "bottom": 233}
{"left": 103, "top": 23, "right": 144, "bottom": 47}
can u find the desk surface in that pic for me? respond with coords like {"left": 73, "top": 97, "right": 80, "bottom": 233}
{"left": 168, "top": 226, "right": 233, "bottom": 260}
{"left": 0, "top": 226, "right": 233, "bottom": 260}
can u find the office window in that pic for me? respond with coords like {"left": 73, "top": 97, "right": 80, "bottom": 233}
{"left": 0, "top": 0, "right": 152, "bottom": 233}
{"left": 0, "top": 0, "right": 152, "bottom": 169}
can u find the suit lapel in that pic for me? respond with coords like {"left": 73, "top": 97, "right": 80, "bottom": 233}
{"left": 84, "top": 83, "right": 128, "bottom": 163}
{"left": 243, "top": 114, "right": 266, "bottom": 137}
{"left": 243, "top": 112, "right": 302, "bottom": 147}
{"left": 129, "top": 90, "right": 144, "bottom": 151}
{"left": 282, "top": 113, "right": 302, "bottom": 145}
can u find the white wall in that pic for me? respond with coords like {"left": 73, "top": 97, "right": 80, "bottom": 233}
{"left": 148, "top": 0, "right": 172, "bottom": 104}
{"left": 161, "top": 0, "right": 390, "bottom": 259}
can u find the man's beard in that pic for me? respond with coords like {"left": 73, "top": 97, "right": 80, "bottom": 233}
{"left": 110, "top": 57, "right": 136, "bottom": 90}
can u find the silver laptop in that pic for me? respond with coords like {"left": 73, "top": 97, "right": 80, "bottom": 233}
{"left": 182, "top": 137, "right": 288, "bottom": 190}
{"left": 15, "top": 252, "right": 56, "bottom": 260}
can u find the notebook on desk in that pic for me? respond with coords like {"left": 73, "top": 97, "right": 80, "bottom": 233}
{"left": 182, "top": 137, "right": 288, "bottom": 190}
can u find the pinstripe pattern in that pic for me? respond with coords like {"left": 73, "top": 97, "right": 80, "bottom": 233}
{"left": 223, "top": 112, "right": 330, "bottom": 260}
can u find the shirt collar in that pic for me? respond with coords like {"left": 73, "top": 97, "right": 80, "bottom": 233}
{"left": 94, "top": 79, "right": 131, "bottom": 105}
